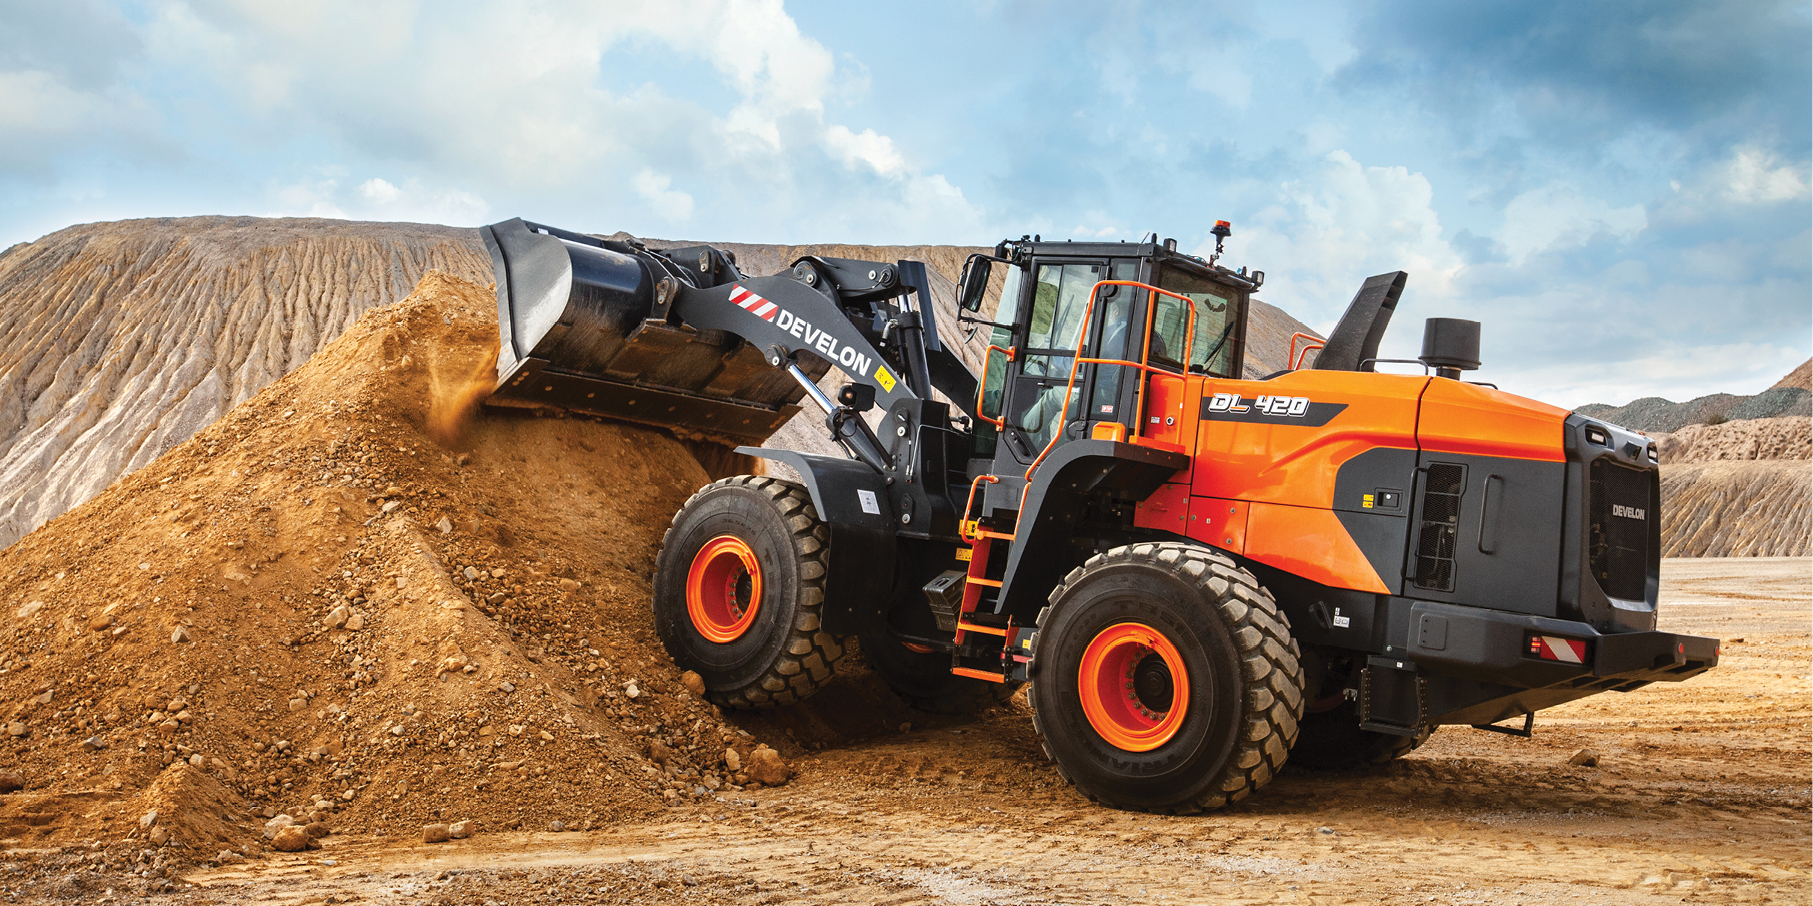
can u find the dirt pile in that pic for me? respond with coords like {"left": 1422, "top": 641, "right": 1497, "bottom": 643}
{"left": 1660, "top": 461, "right": 1811, "bottom": 557}
{"left": 1771, "top": 357, "right": 1811, "bottom": 392}
{"left": 0, "top": 272, "right": 802, "bottom": 860}
{"left": 1655, "top": 416, "right": 1811, "bottom": 463}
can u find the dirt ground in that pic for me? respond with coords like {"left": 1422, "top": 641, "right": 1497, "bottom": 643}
{"left": 25, "top": 555, "right": 1782, "bottom": 905}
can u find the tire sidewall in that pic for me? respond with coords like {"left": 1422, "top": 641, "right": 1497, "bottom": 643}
{"left": 1034, "top": 561, "right": 1246, "bottom": 807}
{"left": 654, "top": 484, "right": 803, "bottom": 692}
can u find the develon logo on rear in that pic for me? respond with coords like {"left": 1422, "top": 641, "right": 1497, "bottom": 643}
{"left": 1611, "top": 504, "right": 1646, "bottom": 520}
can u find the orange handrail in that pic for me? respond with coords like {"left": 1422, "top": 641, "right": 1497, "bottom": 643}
{"left": 1288, "top": 332, "right": 1325, "bottom": 370}
{"left": 1020, "top": 280, "right": 1198, "bottom": 503}
{"left": 974, "top": 345, "right": 1016, "bottom": 428}
{"left": 960, "top": 474, "right": 1000, "bottom": 540}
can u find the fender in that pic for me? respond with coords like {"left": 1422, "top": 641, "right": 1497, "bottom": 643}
{"left": 737, "top": 447, "right": 897, "bottom": 636}
{"left": 993, "top": 439, "right": 1190, "bottom": 619}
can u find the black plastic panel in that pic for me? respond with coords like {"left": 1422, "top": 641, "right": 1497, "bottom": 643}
{"left": 1405, "top": 453, "right": 1567, "bottom": 617}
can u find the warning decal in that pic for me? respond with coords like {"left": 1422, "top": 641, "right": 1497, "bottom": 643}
{"left": 729, "top": 285, "right": 779, "bottom": 321}
{"left": 1528, "top": 635, "right": 1587, "bottom": 664}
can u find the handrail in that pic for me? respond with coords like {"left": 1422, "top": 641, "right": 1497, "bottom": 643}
{"left": 960, "top": 474, "right": 1001, "bottom": 540}
{"left": 1020, "top": 280, "right": 1198, "bottom": 501}
{"left": 974, "top": 345, "right": 1016, "bottom": 428}
{"left": 1288, "top": 332, "right": 1325, "bottom": 370}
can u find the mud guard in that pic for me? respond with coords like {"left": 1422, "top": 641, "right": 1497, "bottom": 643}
{"left": 993, "top": 439, "right": 1191, "bottom": 620}
{"left": 736, "top": 447, "right": 898, "bottom": 636}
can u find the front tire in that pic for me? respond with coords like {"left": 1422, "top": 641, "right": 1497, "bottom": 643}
{"left": 653, "top": 476, "right": 846, "bottom": 709}
{"left": 1030, "top": 543, "right": 1305, "bottom": 812}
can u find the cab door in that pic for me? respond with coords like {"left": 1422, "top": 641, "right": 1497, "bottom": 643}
{"left": 997, "top": 260, "right": 1106, "bottom": 464}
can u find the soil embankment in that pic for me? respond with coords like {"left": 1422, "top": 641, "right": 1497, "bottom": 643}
{"left": 1650, "top": 415, "right": 1812, "bottom": 557}
{"left": 0, "top": 218, "right": 492, "bottom": 550}
{"left": 0, "top": 273, "right": 807, "bottom": 863}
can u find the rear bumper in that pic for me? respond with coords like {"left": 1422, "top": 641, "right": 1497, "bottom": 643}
{"left": 1402, "top": 600, "right": 1719, "bottom": 691}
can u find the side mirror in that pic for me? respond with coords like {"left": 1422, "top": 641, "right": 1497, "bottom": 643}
{"left": 959, "top": 254, "right": 993, "bottom": 312}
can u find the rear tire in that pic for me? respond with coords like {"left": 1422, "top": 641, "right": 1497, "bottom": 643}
{"left": 861, "top": 632, "right": 1022, "bottom": 714}
{"left": 1030, "top": 542, "right": 1304, "bottom": 812}
{"left": 653, "top": 476, "right": 846, "bottom": 709}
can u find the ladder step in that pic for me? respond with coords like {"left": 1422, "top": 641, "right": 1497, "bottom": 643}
{"left": 950, "top": 666, "right": 1007, "bottom": 684}
{"left": 956, "top": 621, "right": 1007, "bottom": 637}
{"left": 965, "top": 577, "right": 1003, "bottom": 588}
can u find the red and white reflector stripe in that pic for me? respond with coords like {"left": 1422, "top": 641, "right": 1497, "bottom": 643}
{"left": 729, "top": 285, "right": 779, "bottom": 321}
{"left": 1529, "top": 635, "right": 1587, "bottom": 664}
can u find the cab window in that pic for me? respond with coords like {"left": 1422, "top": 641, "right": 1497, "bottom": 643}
{"left": 1023, "top": 263, "right": 1104, "bottom": 376}
{"left": 1151, "top": 266, "right": 1243, "bottom": 378}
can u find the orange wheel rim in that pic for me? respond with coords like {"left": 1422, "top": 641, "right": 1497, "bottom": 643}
{"left": 685, "top": 535, "right": 762, "bottom": 643}
{"left": 1078, "top": 622, "right": 1189, "bottom": 752}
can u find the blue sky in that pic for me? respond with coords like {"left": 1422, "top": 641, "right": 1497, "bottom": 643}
{"left": 2, "top": 0, "right": 1807, "bottom": 407}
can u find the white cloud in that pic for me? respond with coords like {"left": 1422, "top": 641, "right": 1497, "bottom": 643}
{"left": 1719, "top": 147, "right": 1809, "bottom": 204}
{"left": 1233, "top": 150, "right": 1463, "bottom": 321}
{"left": 823, "top": 125, "right": 909, "bottom": 179}
{"left": 1499, "top": 183, "right": 1647, "bottom": 264}
{"left": 633, "top": 170, "right": 695, "bottom": 222}
{"left": 359, "top": 178, "right": 401, "bottom": 204}
{"left": 270, "top": 173, "right": 487, "bottom": 224}
{"left": 104, "top": 0, "right": 972, "bottom": 242}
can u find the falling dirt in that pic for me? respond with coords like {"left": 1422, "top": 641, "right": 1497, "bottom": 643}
{"left": 426, "top": 337, "right": 500, "bottom": 449}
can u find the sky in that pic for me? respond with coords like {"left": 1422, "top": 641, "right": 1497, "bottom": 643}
{"left": 1, "top": 0, "right": 1808, "bottom": 408}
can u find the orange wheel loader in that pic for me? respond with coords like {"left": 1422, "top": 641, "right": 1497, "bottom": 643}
{"left": 477, "top": 217, "right": 1718, "bottom": 812}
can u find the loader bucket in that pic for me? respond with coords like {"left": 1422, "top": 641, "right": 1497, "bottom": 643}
{"left": 478, "top": 218, "right": 819, "bottom": 446}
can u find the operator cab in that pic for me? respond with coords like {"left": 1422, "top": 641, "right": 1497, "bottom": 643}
{"left": 957, "top": 235, "right": 1261, "bottom": 493}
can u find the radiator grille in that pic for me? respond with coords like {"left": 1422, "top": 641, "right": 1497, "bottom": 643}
{"left": 1589, "top": 460, "right": 1653, "bottom": 601}
{"left": 1412, "top": 463, "right": 1466, "bottom": 591}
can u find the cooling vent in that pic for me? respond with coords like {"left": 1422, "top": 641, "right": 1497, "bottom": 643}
{"left": 1413, "top": 463, "right": 1466, "bottom": 591}
{"left": 1588, "top": 459, "right": 1653, "bottom": 601}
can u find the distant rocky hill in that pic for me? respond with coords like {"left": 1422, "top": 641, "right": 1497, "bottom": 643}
{"left": 0, "top": 216, "right": 1318, "bottom": 550}
{"left": 1576, "top": 359, "right": 1812, "bottom": 433}
{"left": 1644, "top": 401, "right": 1811, "bottom": 558}
{"left": 1655, "top": 416, "right": 1811, "bottom": 464}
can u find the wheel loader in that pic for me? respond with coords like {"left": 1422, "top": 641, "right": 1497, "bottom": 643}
{"left": 477, "top": 217, "right": 1719, "bottom": 812}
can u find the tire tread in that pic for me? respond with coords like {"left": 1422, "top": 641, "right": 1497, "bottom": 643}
{"left": 1031, "top": 542, "right": 1306, "bottom": 813}
{"left": 655, "top": 476, "right": 843, "bottom": 710}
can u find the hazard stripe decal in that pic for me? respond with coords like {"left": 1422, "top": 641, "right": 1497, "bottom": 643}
{"left": 729, "top": 285, "right": 779, "bottom": 321}
{"left": 1536, "top": 635, "right": 1586, "bottom": 664}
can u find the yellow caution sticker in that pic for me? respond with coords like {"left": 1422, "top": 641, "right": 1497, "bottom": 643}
{"left": 874, "top": 366, "right": 897, "bottom": 393}
{"left": 955, "top": 548, "right": 973, "bottom": 562}
{"left": 1362, "top": 493, "right": 1375, "bottom": 509}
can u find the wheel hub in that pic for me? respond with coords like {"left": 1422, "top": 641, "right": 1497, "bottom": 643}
{"left": 684, "top": 535, "right": 763, "bottom": 643}
{"left": 1131, "top": 652, "right": 1174, "bottom": 714}
{"left": 1078, "top": 622, "right": 1191, "bottom": 752}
